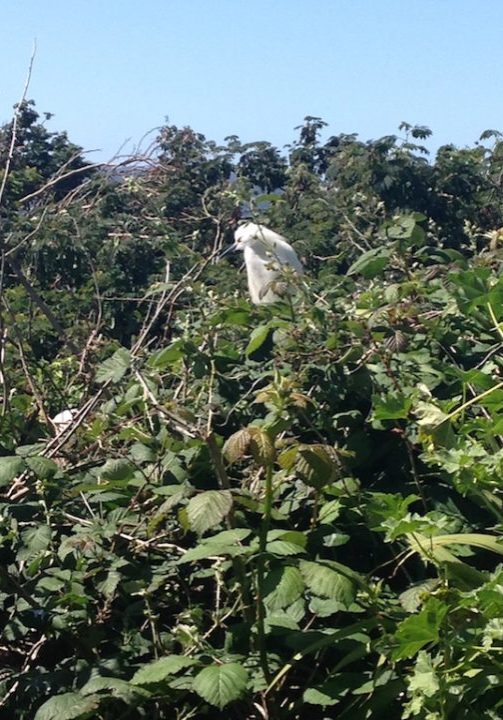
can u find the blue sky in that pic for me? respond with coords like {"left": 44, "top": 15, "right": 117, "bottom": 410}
{"left": 2, "top": 1, "right": 503, "bottom": 161}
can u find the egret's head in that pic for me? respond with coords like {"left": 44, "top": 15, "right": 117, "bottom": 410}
{"left": 220, "top": 222, "right": 263, "bottom": 258}
{"left": 234, "top": 222, "right": 269, "bottom": 251}
{"left": 234, "top": 223, "right": 295, "bottom": 269}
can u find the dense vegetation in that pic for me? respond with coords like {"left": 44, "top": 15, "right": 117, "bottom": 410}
{"left": 1, "top": 101, "right": 503, "bottom": 719}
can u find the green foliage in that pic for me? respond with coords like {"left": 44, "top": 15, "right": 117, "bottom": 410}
{"left": 2, "top": 103, "right": 503, "bottom": 719}
{"left": 186, "top": 489, "right": 233, "bottom": 535}
{"left": 33, "top": 693, "right": 100, "bottom": 720}
{"left": 192, "top": 663, "right": 249, "bottom": 709}
{"left": 131, "top": 655, "right": 197, "bottom": 685}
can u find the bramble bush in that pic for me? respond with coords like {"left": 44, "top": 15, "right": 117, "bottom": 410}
{"left": 1, "top": 103, "right": 503, "bottom": 719}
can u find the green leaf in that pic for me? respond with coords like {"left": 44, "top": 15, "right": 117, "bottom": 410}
{"left": 178, "top": 506, "right": 190, "bottom": 532}
{"left": 299, "top": 561, "right": 356, "bottom": 605}
{"left": 148, "top": 340, "right": 184, "bottom": 369}
{"left": 426, "top": 533, "right": 503, "bottom": 557}
{"left": 304, "top": 685, "right": 341, "bottom": 707}
{"left": 15, "top": 442, "right": 47, "bottom": 458}
{"left": 444, "top": 561, "right": 487, "bottom": 590}
{"left": 129, "top": 442, "right": 156, "bottom": 463}
{"left": 193, "top": 663, "right": 249, "bottom": 709}
{"left": 246, "top": 324, "right": 271, "bottom": 356}
{"left": 323, "top": 532, "right": 350, "bottom": 548}
{"left": 386, "top": 214, "right": 424, "bottom": 246}
{"left": 186, "top": 490, "right": 233, "bottom": 535}
{"left": 407, "top": 532, "right": 503, "bottom": 576}
{"left": 297, "top": 444, "right": 340, "bottom": 489}
{"left": 267, "top": 529, "right": 306, "bottom": 546}
{"left": 21, "top": 524, "right": 52, "bottom": 554}
{"left": 264, "top": 565, "right": 305, "bottom": 610}
{"left": 25, "top": 456, "right": 59, "bottom": 479}
{"left": 266, "top": 541, "right": 302, "bottom": 556}
{"left": 407, "top": 651, "right": 439, "bottom": 699}
{"left": 209, "top": 307, "right": 251, "bottom": 327}
{"left": 392, "top": 598, "right": 449, "bottom": 660}
{"left": 318, "top": 499, "right": 342, "bottom": 524}
{"left": 399, "top": 579, "right": 439, "bottom": 613}
{"left": 277, "top": 445, "right": 299, "bottom": 470}
{"left": 206, "top": 528, "right": 252, "bottom": 544}
{"left": 95, "top": 348, "right": 131, "bottom": 384}
{"left": 96, "top": 570, "right": 121, "bottom": 599}
{"left": 100, "top": 458, "right": 135, "bottom": 482}
{"left": 178, "top": 528, "right": 251, "bottom": 563}
{"left": 304, "top": 672, "right": 365, "bottom": 706}
{"left": 304, "top": 682, "right": 346, "bottom": 707}
{"left": 265, "top": 612, "right": 300, "bottom": 631}
{"left": 80, "top": 676, "right": 139, "bottom": 701}
{"left": 413, "top": 401, "right": 449, "bottom": 429}
{"left": 352, "top": 668, "right": 397, "bottom": 695}
{"left": 131, "top": 655, "right": 197, "bottom": 685}
{"left": 372, "top": 393, "right": 412, "bottom": 421}
{"left": 223, "top": 428, "right": 251, "bottom": 463}
{"left": 309, "top": 597, "right": 350, "bottom": 617}
{"left": 179, "top": 541, "right": 249, "bottom": 563}
{"left": 0, "top": 456, "right": 25, "bottom": 486}
{"left": 347, "top": 246, "right": 391, "bottom": 278}
{"left": 248, "top": 426, "right": 276, "bottom": 466}
{"left": 37, "top": 577, "right": 65, "bottom": 592}
{"left": 34, "top": 692, "right": 100, "bottom": 720}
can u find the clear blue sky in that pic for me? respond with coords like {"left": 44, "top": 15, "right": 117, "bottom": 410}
{"left": 2, "top": 0, "right": 503, "bottom": 161}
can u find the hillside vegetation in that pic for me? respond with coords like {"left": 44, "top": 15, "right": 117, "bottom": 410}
{"left": 1, "top": 102, "right": 503, "bottom": 719}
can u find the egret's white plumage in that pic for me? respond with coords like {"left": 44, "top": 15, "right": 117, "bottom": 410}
{"left": 231, "top": 222, "right": 303, "bottom": 304}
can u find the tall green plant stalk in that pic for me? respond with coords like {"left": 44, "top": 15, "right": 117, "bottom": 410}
{"left": 256, "top": 462, "right": 274, "bottom": 684}
{"left": 206, "top": 432, "right": 254, "bottom": 625}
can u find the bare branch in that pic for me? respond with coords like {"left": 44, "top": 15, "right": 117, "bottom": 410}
{"left": 0, "top": 44, "right": 36, "bottom": 212}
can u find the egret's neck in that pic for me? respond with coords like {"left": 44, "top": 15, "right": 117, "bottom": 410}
{"left": 245, "top": 241, "right": 276, "bottom": 263}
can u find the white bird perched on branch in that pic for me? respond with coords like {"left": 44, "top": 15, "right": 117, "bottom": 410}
{"left": 222, "top": 222, "right": 303, "bottom": 304}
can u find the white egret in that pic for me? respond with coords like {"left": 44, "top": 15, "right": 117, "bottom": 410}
{"left": 223, "top": 222, "right": 303, "bottom": 304}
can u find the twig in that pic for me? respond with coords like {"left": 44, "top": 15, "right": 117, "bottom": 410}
{"left": 133, "top": 368, "right": 198, "bottom": 438}
{"left": 16, "top": 159, "right": 103, "bottom": 207}
{"left": 4, "top": 382, "right": 111, "bottom": 501}
{"left": 0, "top": 634, "right": 47, "bottom": 709}
{"left": 0, "top": 44, "right": 36, "bottom": 211}
{"left": 0, "top": 47, "right": 37, "bottom": 419}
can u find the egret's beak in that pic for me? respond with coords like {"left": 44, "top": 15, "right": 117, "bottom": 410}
{"left": 219, "top": 243, "right": 238, "bottom": 260}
